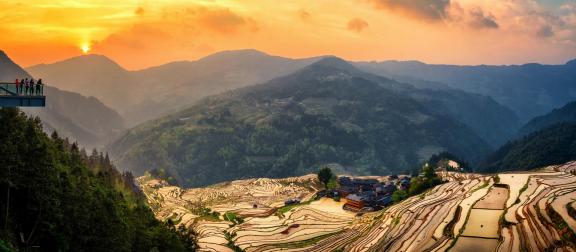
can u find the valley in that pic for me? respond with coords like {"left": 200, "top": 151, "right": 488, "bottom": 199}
{"left": 3, "top": 2, "right": 576, "bottom": 251}
{"left": 140, "top": 161, "right": 576, "bottom": 252}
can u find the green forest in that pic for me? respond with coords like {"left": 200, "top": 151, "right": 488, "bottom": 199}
{"left": 0, "top": 108, "right": 195, "bottom": 251}
{"left": 482, "top": 122, "right": 576, "bottom": 172}
{"left": 111, "top": 58, "right": 492, "bottom": 187}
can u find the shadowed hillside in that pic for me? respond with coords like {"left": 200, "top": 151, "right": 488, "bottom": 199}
{"left": 110, "top": 57, "right": 493, "bottom": 187}
{"left": 518, "top": 100, "right": 576, "bottom": 137}
{"left": 356, "top": 59, "right": 576, "bottom": 122}
{"left": 482, "top": 122, "right": 576, "bottom": 172}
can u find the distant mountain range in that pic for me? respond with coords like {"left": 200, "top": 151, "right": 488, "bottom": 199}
{"left": 28, "top": 49, "right": 521, "bottom": 144}
{"left": 28, "top": 50, "right": 319, "bottom": 126}
{"left": 0, "top": 50, "right": 125, "bottom": 148}
{"left": 356, "top": 59, "right": 576, "bottom": 122}
{"left": 109, "top": 57, "right": 505, "bottom": 187}
{"left": 12, "top": 48, "right": 576, "bottom": 181}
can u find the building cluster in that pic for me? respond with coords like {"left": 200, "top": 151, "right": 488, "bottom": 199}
{"left": 337, "top": 176, "right": 411, "bottom": 212}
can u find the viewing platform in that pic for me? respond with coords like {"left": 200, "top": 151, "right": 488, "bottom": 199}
{"left": 0, "top": 82, "right": 46, "bottom": 107}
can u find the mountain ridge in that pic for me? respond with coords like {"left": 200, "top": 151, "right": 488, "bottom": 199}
{"left": 518, "top": 100, "right": 576, "bottom": 137}
{"left": 355, "top": 59, "right": 576, "bottom": 122}
{"left": 110, "top": 56, "right": 494, "bottom": 187}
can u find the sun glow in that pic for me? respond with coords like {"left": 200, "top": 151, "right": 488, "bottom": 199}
{"left": 81, "top": 43, "right": 91, "bottom": 54}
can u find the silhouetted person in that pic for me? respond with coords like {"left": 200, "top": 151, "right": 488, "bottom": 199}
{"left": 36, "top": 79, "right": 43, "bottom": 95}
{"left": 29, "top": 79, "right": 35, "bottom": 95}
{"left": 24, "top": 78, "right": 29, "bottom": 95}
{"left": 20, "top": 79, "right": 24, "bottom": 94}
{"left": 14, "top": 79, "right": 19, "bottom": 95}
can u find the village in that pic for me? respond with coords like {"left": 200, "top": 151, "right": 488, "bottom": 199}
{"left": 285, "top": 175, "right": 411, "bottom": 212}
{"left": 284, "top": 155, "right": 465, "bottom": 213}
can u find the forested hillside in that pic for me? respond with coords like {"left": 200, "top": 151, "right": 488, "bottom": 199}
{"left": 110, "top": 57, "right": 492, "bottom": 187}
{"left": 481, "top": 123, "right": 576, "bottom": 172}
{"left": 518, "top": 100, "right": 576, "bottom": 137}
{"left": 0, "top": 108, "right": 194, "bottom": 251}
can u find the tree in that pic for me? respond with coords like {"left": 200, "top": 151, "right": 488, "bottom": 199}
{"left": 327, "top": 175, "right": 338, "bottom": 190}
{"left": 423, "top": 164, "right": 435, "bottom": 179}
{"left": 392, "top": 190, "right": 407, "bottom": 203}
{"left": 317, "top": 166, "right": 334, "bottom": 189}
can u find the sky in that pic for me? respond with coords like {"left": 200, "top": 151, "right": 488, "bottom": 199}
{"left": 1, "top": 0, "right": 576, "bottom": 70}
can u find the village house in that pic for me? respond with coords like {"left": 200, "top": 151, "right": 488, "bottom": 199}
{"left": 338, "top": 176, "right": 405, "bottom": 212}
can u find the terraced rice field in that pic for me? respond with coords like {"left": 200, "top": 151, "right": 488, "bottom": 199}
{"left": 139, "top": 161, "right": 576, "bottom": 251}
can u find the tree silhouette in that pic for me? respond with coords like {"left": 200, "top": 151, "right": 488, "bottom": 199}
{"left": 317, "top": 166, "right": 334, "bottom": 189}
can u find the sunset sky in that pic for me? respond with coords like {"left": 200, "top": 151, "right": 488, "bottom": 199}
{"left": 1, "top": 0, "right": 576, "bottom": 70}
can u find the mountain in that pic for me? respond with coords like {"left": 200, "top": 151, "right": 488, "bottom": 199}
{"left": 27, "top": 54, "right": 139, "bottom": 113}
{"left": 0, "top": 51, "right": 29, "bottom": 78}
{"left": 481, "top": 122, "right": 576, "bottom": 172}
{"left": 29, "top": 50, "right": 519, "bottom": 145}
{"left": 23, "top": 86, "right": 125, "bottom": 148}
{"left": 406, "top": 87, "right": 519, "bottom": 146}
{"left": 0, "top": 108, "right": 194, "bottom": 251}
{"left": 110, "top": 57, "right": 493, "bottom": 187}
{"left": 518, "top": 100, "right": 576, "bottom": 137}
{"left": 0, "top": 50, "right": 125, "bottom": 148}
{"left": 356, "top": 59, "right": 576, "bottom": 122}
{"left": 28, "top": 50, "right": 320, "bottom": 126}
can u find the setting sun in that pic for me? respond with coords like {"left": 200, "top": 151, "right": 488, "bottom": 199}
{"left": 81, "top": 44, "right": 90, "bottom": 54}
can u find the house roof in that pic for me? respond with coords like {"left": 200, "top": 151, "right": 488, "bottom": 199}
{"left": 346, "top": 194, "right": 363, "bottom": 202}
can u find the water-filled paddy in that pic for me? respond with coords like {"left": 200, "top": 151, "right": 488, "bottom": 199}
{"left": 474, "top": 186, "right": 508, "bottom": 209}
{"left": 461, "top": 209, "right": 503, "bottom": 238}
{"left": 451, "top": 237, "right": 499, "bottom": 252}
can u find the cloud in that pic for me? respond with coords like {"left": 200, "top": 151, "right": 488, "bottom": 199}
{"left": 347, "top": 18, "right": 369, "bottom": 32}
{"left": 468, "top": 9, "right": 498, "bottom": 29}
{"left": 94, "top": 23, "right": 172, "bottom": 50}
{"left": 196, "top": 8, "right": 255, "bottom": 33}
{"left": 298, "top": 9, "right": 311, "bottom": 21}
{"left": 368, "top": 0, "right": 451, "bottom": 21}
{"left": 537, "top": 25, "right": 554, "bottom": 37}
{"left": 135, "top": 7, "right": 145, "bottom": 16}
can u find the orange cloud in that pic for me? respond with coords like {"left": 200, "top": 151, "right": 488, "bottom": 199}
{"left": 135, "top": 7, "right": 145, "bottom": 16}
{"left": 368, "top": 0, "right": 451, "bottom": 21}
{"left": 467, "top": 9, "right": 498, "bottom": 29}
{"left": 195, "top": 8, "right": 257, "bottom": 34}
{"left": 298, "top": 9, "right": 311, "bottom": 22}
{"left": 347, "top": 18, "right": 369, "bottom": 32}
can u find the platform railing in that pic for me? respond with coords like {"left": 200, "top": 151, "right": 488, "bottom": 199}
{"left": 0, "top": 82, "right": 44, "bottom": 96}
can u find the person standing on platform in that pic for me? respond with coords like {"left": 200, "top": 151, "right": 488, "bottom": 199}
{"left": 20, "top": 79, "right": 24, "bottom": 94}
{"left": 36, "top": 79, "right": 43, "bottom": 95}
{"left": 24, "top": 78, "right": 29, "bottom": 95}
{"left": 14, "top": 79, "right": 19, "bottom": 95}
{"left": 29, "top": 79, "right": 35, "bottom": 95}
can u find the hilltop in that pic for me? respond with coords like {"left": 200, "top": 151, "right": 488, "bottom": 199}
{"left": 110, "top": 57, "right": 495, "bottom": 187}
